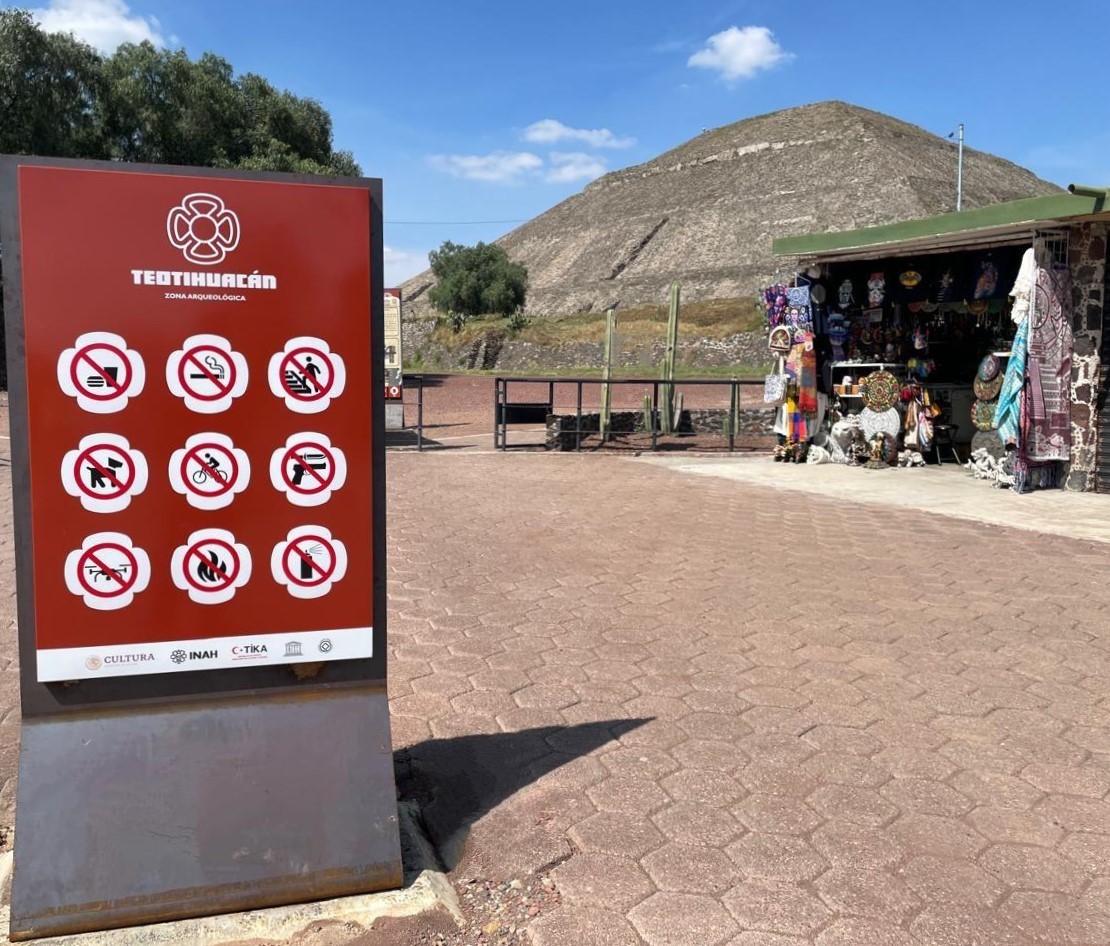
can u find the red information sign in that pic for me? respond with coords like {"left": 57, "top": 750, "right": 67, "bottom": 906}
{"left": 7, "top": 162, "right": 380, "bottom": 682}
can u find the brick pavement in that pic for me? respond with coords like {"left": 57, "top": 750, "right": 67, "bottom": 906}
{"left": 2, "top": 409, "right": 1110, "bottom": 942}
{"left": 389, "top": 449, "right": 1110, "bottom": 946}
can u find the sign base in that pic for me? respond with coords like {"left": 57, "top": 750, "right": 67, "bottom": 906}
{"left": 385, "top": 402, "right": 404, "bottom": 430}
{"left": 9, "top": 684, "right": 402, "bottom": 941}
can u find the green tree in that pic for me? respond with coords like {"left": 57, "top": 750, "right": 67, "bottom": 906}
{"left": 427, "top": 241, "right": 528, "bottom": 322}
{"left": 1, "top": 8, "right": 363, "bottom": 385}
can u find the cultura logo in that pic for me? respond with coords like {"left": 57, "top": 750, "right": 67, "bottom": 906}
{"left": 85, "top": 655, "right": 102, "bottom": 671}
{"left": 167, "top": 193, "right": 240, "bottom": 266}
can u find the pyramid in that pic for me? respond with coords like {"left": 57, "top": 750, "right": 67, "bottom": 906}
{"left": 401, "top": 101, "right": 1059, "bottom": 315}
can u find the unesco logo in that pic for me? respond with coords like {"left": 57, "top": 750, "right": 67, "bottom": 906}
{"left": 167, "top": 193, "right": 240, "bottom": 266}
{"left": 170, "top": 649, "right": 187, "bottom": 664}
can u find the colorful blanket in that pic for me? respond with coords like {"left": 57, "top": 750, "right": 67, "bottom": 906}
{"left": 1025, "top": 268, "right": 1072, "bottom": 460}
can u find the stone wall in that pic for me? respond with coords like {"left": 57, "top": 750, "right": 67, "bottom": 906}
{"left": 403, "top": 316, "right": 771, "bottom": 374}
{"left": 545, "top": 407, "right": 774, "bottom": 451}
{"left": 1067, "top": 222, "right": 1106, "bottom": 491}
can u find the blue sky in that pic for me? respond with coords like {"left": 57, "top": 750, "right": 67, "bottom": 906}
{"left": 14, "top": 0, "right": 1110, "bottom": 284}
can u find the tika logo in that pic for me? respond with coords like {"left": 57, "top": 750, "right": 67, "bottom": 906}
{"left": 167, "top": 193, "right": 240, "bottom": 266}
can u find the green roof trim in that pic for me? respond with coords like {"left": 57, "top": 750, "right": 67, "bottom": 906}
{"left": 773, "top": 189, "right": 1109, "bottom": 259}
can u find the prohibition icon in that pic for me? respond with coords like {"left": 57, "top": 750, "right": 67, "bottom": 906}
{"left": 57, "top": 331, "right": 146, "bottom": 413}
{"left": 165, "top": 333, "right": 249, "bottom": 414}
{"left": 61, "top": 433, "right": 149, "bottom": 513}
{"left": 268, "top": 336, "right": 346, "bottom": 414}
{"left": 171, "top": 529, "right": 252, "bottom": 604}
{"left": 269, "top": 433, "right": 347, "bottom": 507}
{"left": 270, "top": 526, "right": 348, "bottom": 599}
{"left": 64, "top": 532, "right": 150, "bottom": 611}
{"left": 168, "top": 433, "right": 251, "bottom": 511}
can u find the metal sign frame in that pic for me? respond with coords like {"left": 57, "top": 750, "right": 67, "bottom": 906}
{"left": 0, "top": 155, "right": 400, "bottom": 939}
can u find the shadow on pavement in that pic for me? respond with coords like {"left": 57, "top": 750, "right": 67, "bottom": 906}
{"left": 395, "top": 719, "right": 648, "bottom": 870}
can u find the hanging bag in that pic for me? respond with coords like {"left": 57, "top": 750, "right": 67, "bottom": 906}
{"left": 763, "top": 356, "right": 788, "bottom": 405}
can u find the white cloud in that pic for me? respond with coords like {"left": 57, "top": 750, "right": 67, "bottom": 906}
{"left": 427, "top": 151, "right": 543, "bottom": 184}
{"left": 384, "top": 246, "right": 428, "bottom": 286}
{"left": 523, "top": 119, "right": 635, "bottom": 149}
{"left": 30, "top": 0, "right": 167, "bottom": 53}
{"left": 545, "top": 152, "right": 607, "bottom": 184}
{"left": 687, "top": 26, "right": 792, "bottom": 82}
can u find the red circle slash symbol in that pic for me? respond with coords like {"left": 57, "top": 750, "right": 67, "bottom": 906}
{"left": 280, "top": 443, "right": 335, "bottom": 494}
{"left": 71, "top": 343, "right": 132, "bottom": 401}
{"left": 183, "top": 539, "right": 240, "bottom": 593}
{"left": 279, "top": 348, "right": 334, "bottom": 401}
{"left": 74, "top": 446, "right": 135, "bottom": 500}
{"left": 181, "top": 444, "right": 238, "bottom": 496}
{"left": 77, "top": 544, "right": 139, "bottom": 597}
{"left": 178, "top": 345, "right": 236, "bottom": 402}
{"left": 281, "top": 535, "right": 336, "bottom": 587}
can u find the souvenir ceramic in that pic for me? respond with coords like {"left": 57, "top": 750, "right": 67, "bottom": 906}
{"left": 860, "top": 407, "right": 900, "bottom": 441}
{"left": 973, "top": 374, "right": 1003, "bottom": 401}
{"left": 972, "top": 398, "right": 997, "bottom": 431}
{"left": 977, "top": 354, "right": 1001, "bottom": 382}
{"left": 860, "top": 370, "right": 900, "bottom": 412}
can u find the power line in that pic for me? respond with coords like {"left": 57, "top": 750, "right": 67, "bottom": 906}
{"left": 385, "top": 219, "right": 527, "bottom": 225}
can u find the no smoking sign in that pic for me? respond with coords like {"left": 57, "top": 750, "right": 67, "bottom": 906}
{"left": 171, "top": 529, "right": 252, "bottom": 604}
{"left": 165, "top": 333, "right": 249, "bottom": 413}
{"left": 269, "top": 433, "right": 347, "bottom": 507}
{"left": 61, "top": 433, "right": 148, "bottom": 513}
{"left": 168, "top": 432, "right": 251, "bottom": 510}
{"left": 270, "top": 526, "right": 348, "bottom": 599}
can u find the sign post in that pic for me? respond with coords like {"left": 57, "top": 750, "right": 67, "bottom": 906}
{"left": 383, "top": 288, "right": 403, "bottom": 429}
{"left": 0, "top": 156, "right": 400, "bottom": 939}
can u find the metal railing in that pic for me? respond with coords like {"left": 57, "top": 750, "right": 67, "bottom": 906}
{"left": 494, "top": 376, "right": 764, "bottom": 452}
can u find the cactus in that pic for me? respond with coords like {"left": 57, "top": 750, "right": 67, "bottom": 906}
{"left": 642, "top": 394, "right": 653, "bottom": 433}
{"left": 600, "top": 309, "right": 615, "bottom": 441}
{"left": 659, "top": 283, "right": 681, "bottom": 434}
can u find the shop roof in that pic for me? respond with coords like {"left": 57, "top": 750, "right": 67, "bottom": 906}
{"left": 773, "top": 185, "right": 1110, "bottom": 263}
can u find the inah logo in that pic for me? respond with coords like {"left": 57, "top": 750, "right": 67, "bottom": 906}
{"left": 170, "top": 649, "right": 187, "bottom": 664}
{"left": 167, "top": 194, "right": 240, "bottom": 266}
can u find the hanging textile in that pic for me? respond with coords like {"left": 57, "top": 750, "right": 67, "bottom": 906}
{"left": 782, "top": 390, "right": 808, "bottom": 443}
{"left": 1009, "top": 247, "right": 1036, "bottom": 323}
{"left": 786, "top": 333, "right": 818, "bottom": 414}
{"left": 1024, "top": 267, "right": 1072, "bottom": 461}
{"left": 996, "top": 316, "right": 1029, "bottom": 447}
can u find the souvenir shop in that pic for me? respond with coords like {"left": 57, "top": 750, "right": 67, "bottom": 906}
{"left": 766, "top": 186, "right": 1110, "bottom": 493}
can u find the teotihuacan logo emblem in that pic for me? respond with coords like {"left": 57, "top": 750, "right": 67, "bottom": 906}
{"left": 167, "top": 193, "right": 240, "bottom": 266}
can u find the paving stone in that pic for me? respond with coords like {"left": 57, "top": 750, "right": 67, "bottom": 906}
{"left": 569, "top": 811, "right": 666, "bottom": 859}
{"left": 722, "top": 880, "right": 832, "bottom": 936}
{"left": 909, "top": 905, "right": 1034, "bottom": 946}
{"left": 587, "top": 775, "right": 672, "bottom": 814}
{"left": 641, "top": 842, "right": 740, "bottom": 895}
{"left": 671, "top": 738, "right": 749, "bottom": 773}
{"left": 807, "top": 784, "right": 899, "bottom": 827}
{"left": 900, "top": 855, "right": 1006, "bottom": 906}
{"left": 732, "top": 795, "right": 823, "bottom": 836}
{"left": 880, "top": 778, "right": 974, "bottom": 817}
{"left": 661, "top": 768, "right": 746, "bottom": 808}
{"left": 1020, "top": 762, "right": 1110, "bottom": 798}
{"left": 1000, "top": 891, "right": 1110, "bottom": 944}
{"left": 652, "top": 802, "right": 745, "bottom": 848}
{"left": 814, "top": 918, "right": 920, "bottom": 946}
{"left": 532, "top": 906, "right": 643, "bottom": 946}
{"left": 967, "top": 807, "right": 1065, "bottom": 847}
{"left": 811, "top": 819, "right": 904, "bottom": 870}
{"left": 814, "top": 867, "right": 921, "bottom": 920}
{"left": 550, "top": 853, "right": 655, "bottom": 912}
{"left": 628, "top": 892, "right": 738, "bottom": 946}
{"left": 725, "top": 833, "right": 826, "bottom": 882}
{"left": 979, "top": 844, "right": 1088, "bottom": 894}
